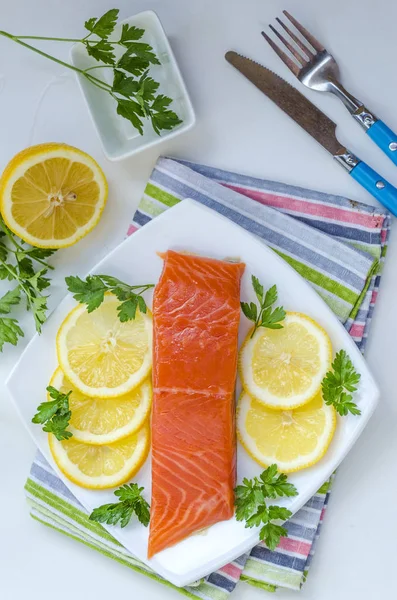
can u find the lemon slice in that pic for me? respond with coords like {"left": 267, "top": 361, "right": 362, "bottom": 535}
{"left": 57, "top": 294, "right": 152, "bottom": 398}
{"left": 0, "top": 143, "right": 107, "bottom": 248}
{"left": 49, "top": 367, "right": 152, "bottom": 445}
{"left": 49, "top": 424, "right": 150, "bottom": 489}
{"left": 239, "top": 312, "right": 332, "bottom": 410}
{"left": 237, "top": 391, "right": 336, "bottom": 472}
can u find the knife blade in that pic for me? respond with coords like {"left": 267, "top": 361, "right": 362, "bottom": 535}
{"left": 225, "top": 51, "right": 345, "bottom": 159}
{"left": 225, "top": 50, "right": 397, "bottom": 216}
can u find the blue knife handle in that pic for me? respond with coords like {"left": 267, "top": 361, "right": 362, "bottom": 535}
{"left": 350, "top": 161, "right": 397, "bottom": 216}
{"left": 367, "top": 120, "right": 397, "bottom": 165}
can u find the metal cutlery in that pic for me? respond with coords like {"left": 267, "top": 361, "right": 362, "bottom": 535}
{"left": 225, "top": 51, "right": 397, "bottom": 216}
{"left": 262, "top": 11, "right": 397, "bottom": 166}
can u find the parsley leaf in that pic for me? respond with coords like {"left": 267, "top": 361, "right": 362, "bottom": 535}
{"left": 16, "top": 255, "right": 34, "bottom": 278}
{"left": 43, "top": 411, "right": 73, "bottom": 440}
{"left": 115, "top": 484, "right": 151, "bottom": 526}
{"left": 32, "top": 386, "right": 73, "bottom": 441}
{"left": 150, "top": 109, "right": 182, "bottom": 135}
{"left": 117, "top": 53, "right": 150, "bottom": 76}
{"left": 123, "top": 42, "right": 160, "bottom": 65}
{"left": 322, "top": 350, "right": 361, "bottom": 416}
{"left": 0, "top": 287, "right": 21, "bottom": 314}
{"left": 235, "top": 465, "right": 297, "bottom": 551}
{"left": 268, "top": 506, "right": 294, "bottom": 521}
{"left": 84, "top": 8, "right": 119, "bottom": 39}
{"left": 259, "top": 464, "right": 298, "bottom": 498}
{"left": 113, "top": 70, "right": 139, "bottom": 96}
{"left": 0, "top": 263, "right": 15, "bottom": 281}
{"left": 241, "top": 277, "right": 286, "bottom": 337}
{"left": 0, "top": 242, "right": 8, "bottom": 262}
{"left": 31, "top": 296, "right": 48, "bottom": 332}
{"left": 246, "top": 505, "right": 269, "bottom": 528}
{"left": 66, "top": 274, "right": 154, "bottom": 322}
{"left": 28, "top": 267, "right": 51, "bottom": 292}
{"left": 65, "top": 275, "right": 106, "bottom": 312}
{"left": 90, "top": 483, "right": 150, "bottom": 528}
{"left": 263, "top": 284, "right": 277, "bottom": 308}
{"left": 260, "top": 523, "right": 288, "bottom": 551}
{"left": 116, "top": 99, "right": 144, "bottom": 134}
{"left": 86, "top": 40, "right": 115, "bottom": 65}
{"left": 120, "top": 24, "right": 145, "bottom": 45}
{"left": 151, "top": 95, "right": 173, "bottom": 112}
{"left": 0, "top": 318, "right": 24, "bottom": 351}
{"left": 252, "top": 275, "right": 264, "bottom": 303}
{"left": 235, "top": 477, "right": 265, "bottom": 522}
{"left": 25, "top": 248, "right": 57, "bottom": 261}
{"left": 139, "top": 76, "right": 160, "bottom": 103}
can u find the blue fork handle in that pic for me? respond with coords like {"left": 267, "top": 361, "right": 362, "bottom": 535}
{"left": 350, "top": 161, "right": 397, "bottom": 216}
{"left": 367, "top": 120, "right": 397, "bottom": 165}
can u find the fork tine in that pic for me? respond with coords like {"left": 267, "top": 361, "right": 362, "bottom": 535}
{"left": 261, "top": 31, "right": 300, "bottom": 77}
{"left": 283, "top": 10, "right": 324, "bottom": 52}
{"left": 275, "top": 17, "right": 315, "bottom": 59}
{"left": 268, "top": 24, "right": 308, "bottom": 67}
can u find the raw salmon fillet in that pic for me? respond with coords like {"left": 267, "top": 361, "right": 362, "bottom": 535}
{"left": 148, "top": 250, "right": 245, "bottom": 558}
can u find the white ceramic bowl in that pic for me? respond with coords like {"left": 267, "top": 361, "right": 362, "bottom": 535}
{"left": 71, "top": 10, "right": 195, "bottom": 160}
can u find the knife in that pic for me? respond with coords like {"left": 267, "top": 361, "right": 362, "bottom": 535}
{"left": 225, "top": 51, "right": 397, "bottom": 217}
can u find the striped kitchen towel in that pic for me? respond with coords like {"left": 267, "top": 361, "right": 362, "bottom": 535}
{"left": 25, "top": 157, "right": 391, "bottom": 598}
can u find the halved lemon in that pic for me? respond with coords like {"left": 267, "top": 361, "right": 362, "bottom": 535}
{"left": 239, "top": 312, "right": 332, "bottom": 410}
{"left": 0, "top": 143, "right": 107, "bottom": 248}
{"left": 48, "top": 424, "right": 150, "bottom": 489}
{"left": 237, "top": 391, "right": 336, "bottom": 472}
{"left": 49, "top": 367, "right": 152, "bottom": 445}
{"left": 57, "top": 294, "right": 152, "bottom": 398}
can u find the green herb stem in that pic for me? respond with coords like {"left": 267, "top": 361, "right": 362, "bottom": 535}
{"left": 13, "top": 35, "right": 123, "bottom": 45}
{"left": 3, "top": 241, "right": 54, "bottom": 271}
{"left": 11, "top": 35, "right": 84, "bottom": 42}
{"left": 0, "top": 31, "right": 84, "bottom": 74}
{"left": 0, "top": 32, "right": 113, "bottom": 93}
{"left": 85, "top": 73, "right": 113, "bottom": 92}
{"left": 84, "top": 65, "right": 115, "bottom": 72}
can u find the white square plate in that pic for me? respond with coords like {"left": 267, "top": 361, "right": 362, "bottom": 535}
{"left": 7, "top": 199, "right": 379, "bottom": 587}
{"left": 71, "top": 11, "right": 195, "bottom": 160}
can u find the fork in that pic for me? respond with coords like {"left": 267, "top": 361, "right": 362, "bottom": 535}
{"left": 262, "top": 10, "right": 397, "bottom": 166}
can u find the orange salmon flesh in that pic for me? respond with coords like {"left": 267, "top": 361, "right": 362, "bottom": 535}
{"left": 148, "top": 250, "right": 245, "bottom": 558}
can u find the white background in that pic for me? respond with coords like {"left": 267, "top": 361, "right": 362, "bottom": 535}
{"left": 0, "top": 0, "right": 396, "bottom": 599}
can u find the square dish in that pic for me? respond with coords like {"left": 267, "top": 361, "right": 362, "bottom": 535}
{"left": 71, "top": 10, "right": 195, "bottom": 160}
{"left": 6, "top": 199, "right": 379, "bottom": 586}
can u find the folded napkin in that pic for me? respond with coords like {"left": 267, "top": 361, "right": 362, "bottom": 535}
{"left": 25, "top": 157, "right": 391, "bottom": 598}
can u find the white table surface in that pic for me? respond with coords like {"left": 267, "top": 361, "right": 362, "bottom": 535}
{"left": 1, "top": 0, "right": 396, "bottom": 598}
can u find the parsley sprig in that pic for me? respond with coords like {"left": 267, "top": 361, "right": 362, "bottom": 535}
{"left": 235, "top": 465, "right": 298, "bottom": 551}
{"left": 32, "top": 386, "right": 73, "bottom": 441}
{"left": 0, "top": 9, "right": 182, "bottom": 135}
{"left": 241, "top": 276, "right": 286, "bottom": 337}
{"left": 66, "top": 274, "right": 154, "bottom": 322}
{"left": 0, "top": 216, "right": 55, "bottom": 351}
{"left": 90, "top": 483, "right": 150, "bottom": 528}
{"left": 322, "top": 350, "right": 361, "bottom": 416}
